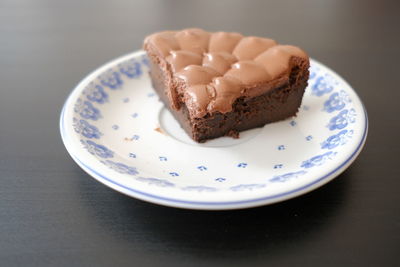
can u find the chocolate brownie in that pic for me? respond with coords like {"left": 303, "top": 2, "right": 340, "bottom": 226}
{"left": 144, "top": 28, "right": 309, "bottom": 142}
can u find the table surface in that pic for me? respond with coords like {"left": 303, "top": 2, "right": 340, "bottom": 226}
{"left": 1, "top": 0, "right": 399, "bottom": 266}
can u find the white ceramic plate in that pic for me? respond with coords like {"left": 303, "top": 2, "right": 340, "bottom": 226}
{"left": 60, "top": 50, "right": 368, "bottom": 210}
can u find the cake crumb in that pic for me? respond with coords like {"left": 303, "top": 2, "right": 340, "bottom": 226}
{"left": 155, "top": 126, "right": 166, "bottom": 135}
{"left": 226, "top": 130, "right": 240, "bottom": 139}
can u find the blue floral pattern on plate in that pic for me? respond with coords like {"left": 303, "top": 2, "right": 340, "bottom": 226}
{"left": 312, "top": 74, "right": 337, "bottom": 96}
{"left": 269, "top": 170, "right": 307, "bottom": 183}
{"left": 323, "top": 90, "right": 351, "bottom": 113}
{"left": 60, "top": 50, "right": 367, "bottom": 210}
{"left": 230, "top": 184, "right": 266, "bottom": 191}
{"left": 83, "top": 82, "right": 108, "bottom": 104}
{"left": 101, "top": 160, "right": 138, "bottom": 175}
{"left": 119, "top": 59, "right": 142, "bottom": 79}
{"left": 74, "top": 99, "right": 101, "bottom": 120}
{"left": 301, "top": 151, "right": 337, "bottom": 168}
{"left": 73, "top": 118, "right": 102, "bottom": 139}
{"left": 99, "top": 69, "right": 123, "bottom": 89}
{"left": 321, "top": 129, "right": 354, "bottom": 149}
{"left": 327, "top": 109, "right": 356, "bottom": 130}
{"left": 81, "top": 140, "right": 114, "bottom": 158}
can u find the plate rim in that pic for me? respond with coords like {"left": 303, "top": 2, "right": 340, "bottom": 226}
{"left": 60, "top": 50, "right": 368, "bottom": 210}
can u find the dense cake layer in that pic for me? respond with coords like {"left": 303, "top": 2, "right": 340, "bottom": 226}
{"left": 144, "top": 28, "right": 309, "bottom": 142}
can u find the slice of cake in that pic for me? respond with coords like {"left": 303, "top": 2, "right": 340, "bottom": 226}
{"left": 144, "top": 28, "right": 309, "bottom": 142}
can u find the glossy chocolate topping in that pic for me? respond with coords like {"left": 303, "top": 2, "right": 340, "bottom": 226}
{"left": 144, "top": 28, "right": 309, "bottom": 117}
{"left": 166, "top": 50, "right": 202, "bottom": 72}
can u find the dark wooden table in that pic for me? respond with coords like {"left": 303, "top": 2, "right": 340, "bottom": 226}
{"left": 1, "top": 0, "right": 399, "bottom": 266}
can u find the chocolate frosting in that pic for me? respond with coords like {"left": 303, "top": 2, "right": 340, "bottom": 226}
{"left": 144, "top": 28, "right": 309, "bottom": 118}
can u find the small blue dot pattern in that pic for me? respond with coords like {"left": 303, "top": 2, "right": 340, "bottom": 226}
{"left": 237, "top": 163, "right": 247, "bottom": 168}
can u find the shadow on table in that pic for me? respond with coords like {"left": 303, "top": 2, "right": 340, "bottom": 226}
{"left": 77, "top": 168, "right": 352, "bottom": 260}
